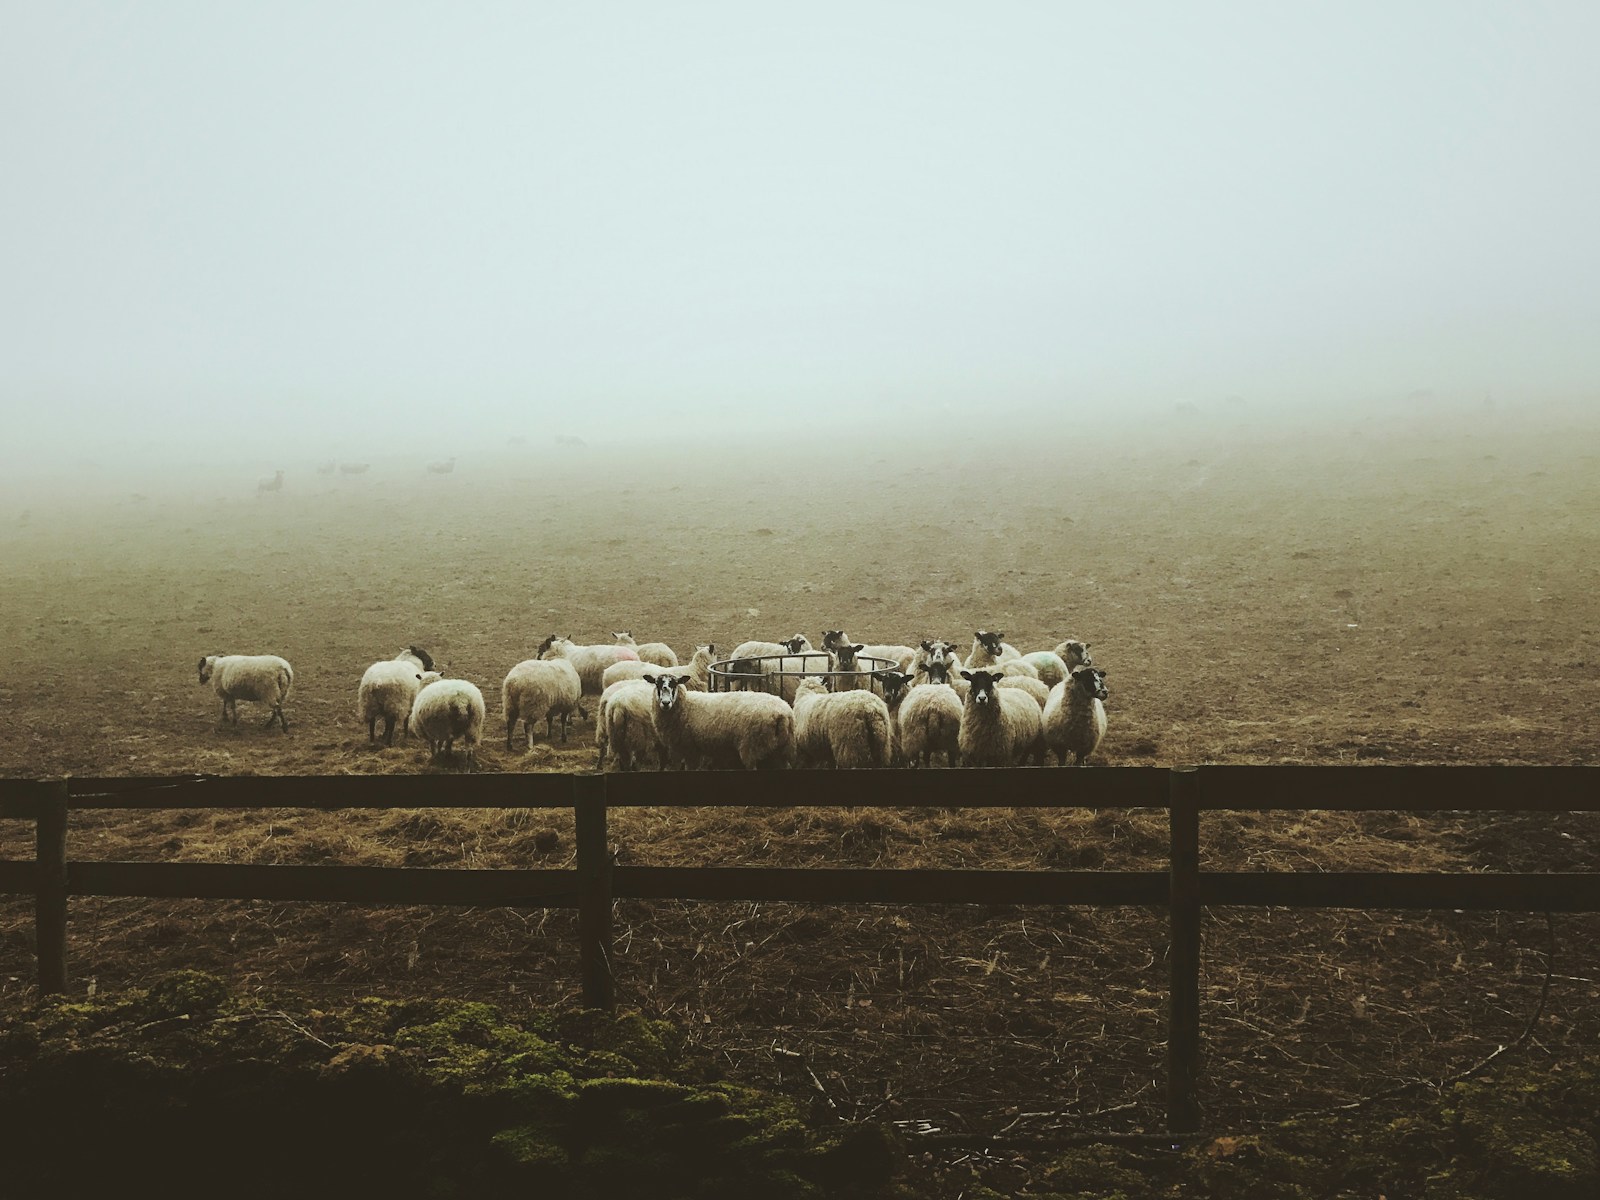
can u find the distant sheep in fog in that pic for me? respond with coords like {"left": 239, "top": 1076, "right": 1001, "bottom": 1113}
{"left": 427, "top": 457, "right": 456, "bottom": 474}
{"left": 339, "top": 462, "right": 370, "bottom": 475}
{"left": 198, "top": 654, "right": 294, "bottom": 733}
{"left": 257, "top": 470, "right": 283, "bottom": 494}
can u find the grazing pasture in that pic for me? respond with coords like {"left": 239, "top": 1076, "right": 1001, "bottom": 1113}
{"left": 1, "top": 414, "right": 1597, "bottom": 1141}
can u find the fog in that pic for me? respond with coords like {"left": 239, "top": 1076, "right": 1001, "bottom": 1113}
{"left": 5, "top": 2, "right": 1599, "bottom": 479}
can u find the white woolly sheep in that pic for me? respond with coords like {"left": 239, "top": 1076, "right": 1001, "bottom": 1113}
{"left": 409, "top": 677, "right": 486, "bottom": 766}
{"left": 821, "top": 631, "right": 918, "bottom": 673}
{"left": 613, "top": 632, "right": 679, "bottom": 668}
{"left": 537, "top": 635, "right": 639, "bottom": 709}
{"left": 257, "top": 470, "right": 283, "bottom": 494}
{"left": 1018, "top": 650, "right": 1070, "bottom": 688}
{"left": 646, "top": 672, "right": 794, "bottom": 770}
{"left": 911, "top": 640, "right": 962, "bottom": 687}
{"left": 596, "top": 678, "right": 659, "bottom": 771}
{"left": 792, "top": 677, "right": 893, "bottom": 768}
{"left": 1052, "top": 640, "right": 1094, "bottom": 671}
{"left": 898, "top": 681, "right": 964, "bottom": 768}
{"left": 357, "top": 646, "right": 439, "bottom": 744}
{"left": 998, "top": 674, "right": 1051, "bottom": 708}
{"left": 198, "top": 654, "right": 294, "bottom": 732}
{"left": 1043, "top": 665, "right": 1109, "bottom": 765}
{"left": 966, "top": 630, "right": 1022, "bottom": 669}
{"left": 725, "top": 634, "right": 812, "bottom": 693}
{"left": 602, "top": 644, "right": 714, "bottom": 692}
{"left": 502, "top": 657, "right": 584, "bottom": 749}
{"left": 957, "top": 669, "right": 1045, "bottom": 767}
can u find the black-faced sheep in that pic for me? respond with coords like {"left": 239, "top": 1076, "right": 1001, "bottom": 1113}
{"left": 958, "top": 669, "right": 1044, "bottom": 767}
{"left": 646, "top": 672, "right": 794, "bottom": 770}
{"left": 1043, "top": 665, "right": 1109, "bottom": 765}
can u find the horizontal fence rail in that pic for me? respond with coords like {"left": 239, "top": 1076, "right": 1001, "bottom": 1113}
{"left": 1, "top": 764, "right": 1597, "bottom": 1138}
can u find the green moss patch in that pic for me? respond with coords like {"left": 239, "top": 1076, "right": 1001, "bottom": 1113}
{"left": 0, "top": 972, "right": 906, "bottom": 1200}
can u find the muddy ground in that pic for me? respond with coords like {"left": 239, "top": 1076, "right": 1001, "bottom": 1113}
{"left": 1, "top": 411, "right": 1596, "bottom": 1156}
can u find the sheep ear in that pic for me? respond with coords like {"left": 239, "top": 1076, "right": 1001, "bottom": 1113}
{"left": 642, "top": 674, "right": 658, "bottom": 685}
{"left": 960, "top": 670, "right": 974, "bottom": 681}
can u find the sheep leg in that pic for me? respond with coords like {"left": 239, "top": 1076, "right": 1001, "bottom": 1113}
{"left": 367, "top": 717, "right": 377, "bottom": 742}
{"left": 558, "top": 713, "right": 569, "bottom": 743}
{"left": 383, "top": 716, "right": 396, "bottom": 745}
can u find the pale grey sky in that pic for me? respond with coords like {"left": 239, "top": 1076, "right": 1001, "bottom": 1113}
{"left": 4, "top": 2, "right": 1598, "bottom": 463}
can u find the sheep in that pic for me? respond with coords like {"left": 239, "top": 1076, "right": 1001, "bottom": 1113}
{"left": 409, "top": 677, "right": 486, "bottom": 766}
{"left": 602, "top": 644, "right": 714, "bottom": 691}
{"left": 725, "top": 634, "right": 823, "bottom": 699}
{"left": 357, "top": 646, "right": 440, "bottom": 744}
{"left": 826, "top": 642, "right": 871, "bottom": 692}
{"left": 502, "top": 657, "right": 583, "bottom": 749}
{"left": 911, "top": 640, "right": 962, "bottom": 687}
{"left": 612, "top": 631, "right": 679, "bottom": 668}
{"left": 537, "top": 635, "right": 639, "bottom": 711}
{"left": 1043, "top": 665, "right": 1109, "bottom": 765}
{"left": 1018, "top": 650, "right": 1070, "bottom": 688}
{"left": 338, "top": 462, "right": 370, "bottom": 475}
{"left": 315, "top": 460, "right": 336, "bottom": 476}
{"left": 966, "top": 630, "right": 1021, "bottom": 669}
{"left": 596, "top": 679, "right": 659, "bottom": 771}
{"left": 197, "top": 654, "right": 294, "bottom": 732}
{"left": 646, "top": 672, "right": 794, "bottom": 770}
{"left": 792, "top": 677, "right": 893, "bottom": 768}
{"left": 998, "top": 674, "right": 1051, "bottom": 708}
{"left": 1053, "top": 640, "right": 1095, "bottom": 670}
{"left": 871, "top": 669, "right": 916, "bottom": 765}
{"left": 821, "top": 630, "right": 917, "bottom": 673}
{"left": 257, "top": 469, "right": 284, "bottom": 494}
{"left": 957, "top": 669, "right": 1045, "bottom": 767}
{"left": 897, "top": 681, "right": 964, "bottom": 768}
{"left": 427, "top": 457, "right": 456, "bottom": 474}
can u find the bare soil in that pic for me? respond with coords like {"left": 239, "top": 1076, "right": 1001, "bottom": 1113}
{"left": 1, "top": 416, "right": 1597, "bottom": 1151}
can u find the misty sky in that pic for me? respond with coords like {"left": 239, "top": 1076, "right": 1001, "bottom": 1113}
{"left": 4, "top": 2, "right": 1599, "bottom": 460}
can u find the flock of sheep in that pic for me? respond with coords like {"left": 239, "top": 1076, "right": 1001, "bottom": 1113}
{"left": 195, "top": 629, "right": 1110, "bottom": 771}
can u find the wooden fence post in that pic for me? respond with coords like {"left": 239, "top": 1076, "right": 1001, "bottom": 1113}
{"left": 1167, "top": 766, "right": 1201, "bottom": 1135}
{"left": 35, "top": 780, "right": 69, "bottom": 995}
{"left": 574, "top": 773, "right": 615, "bottom": 1011}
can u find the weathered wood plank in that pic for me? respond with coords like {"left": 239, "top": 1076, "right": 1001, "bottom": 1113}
{"left": 0, "top": 860, "right": 34, "bottom": 893}
{"left": 36, "top": 782, "right": 69, "bottom": 993}
{"left": 1201, "top": 871, "right": 1600, "bottom": 911}
{"left": 68, "top": 861, "right": 582, "bottom": 906}
{"left": 612, "top": 866, "right": 1167, "bottom": 906}
{"left": 574, "top": 775, "right": 614, "bottom": 1010}
{"left": 600, "top": 766, "right": 1173, "bottom": 809}
{"left": 1196, "top": 765, "right": 1600, "bottom": 812}
{"left": 1167, "top": 767, "right": 1202, "bottom": 1135}
{"left": 65, "top": 773, "right": 577, "bottom": 810}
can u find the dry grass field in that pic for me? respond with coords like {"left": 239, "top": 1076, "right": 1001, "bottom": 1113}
{"left": 2, "top": 409, "right": 1597, "bottom": 1152}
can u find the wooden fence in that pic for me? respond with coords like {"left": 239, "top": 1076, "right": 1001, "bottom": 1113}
{"left": 2, "top": 765, "right": 1598, "bottom": 1136}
